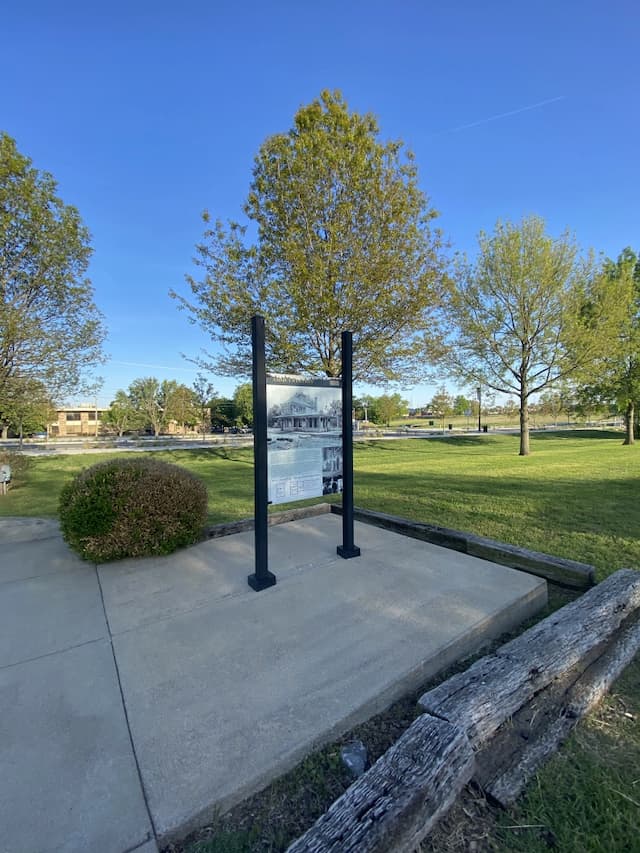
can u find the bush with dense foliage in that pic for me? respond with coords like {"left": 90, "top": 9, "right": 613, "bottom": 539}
{"left": 59, "top": 457, "right": 208, "bottom": 562}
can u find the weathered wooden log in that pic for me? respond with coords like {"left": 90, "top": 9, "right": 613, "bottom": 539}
{"left": 498, "top": 569, "right": 640, "bottom": 676}
{"left": 333, "top": 506, "right": 469, "bottom": 555}
{"left": 566, "top": 613, "right": 640, "bottom": 719}
{"left": 419, "top": 569, "right": 640, "bottom": 745}
{"left": 485, "top": 714, "right": 574, "bottom": 807}
{"left": 330, "top": 505, "right": 595, "bottom": 588}
{"left": 464, "top": 534, "right": 595, "bottom": 588}
{"left": 205, "top": 502, "right": 331, "bottom": 539}
{"left": 285, "top": 714, "right": 474, "bottom": 853}
{"left": 485, "top": 614, "right": 640, "bottom": 806}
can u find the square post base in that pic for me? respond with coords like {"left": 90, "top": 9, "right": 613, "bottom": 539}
{"left": 337, "top": 545, "right": 361, "bottom": 560}
{"left": 247, "top": 571, "right": 277, "bottom": 591}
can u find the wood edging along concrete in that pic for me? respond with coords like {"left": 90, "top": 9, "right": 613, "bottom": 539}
{"left": 330, "top": 505, "right": 595, "bottom": 589}
{"left": 203, "top": 502, "right": 595, "bottom": 590}
{"left": 204, "top": 502, "right": 332, "bottom": 539}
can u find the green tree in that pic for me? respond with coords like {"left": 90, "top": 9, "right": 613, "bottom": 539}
{"left": 128, "top": 377, "right": 171, "bottom": 436}
{"left": 0, "top": 376, "right": 54, "bottom": 445}
{"left": 575, "top": 248, "right": 640, "bottom": 444}
{"left": 429, "top": 386, "right": 454, "bottom": 430}
{"left": 354, "top": 394, "right": 376, "bottom": 423}
{"left": 102, "top": 389, "right": 142, "bottom": 437}
{"left": 173, "top": 90, "right": 446, "bottom": 383}
{"left": 166, "top": 384, "right": 199, "bottom": 434}
{"left": 375, "top": 392, "right": 409, "bottom": 426}
{"left": 453, "top": 394, "right": 471, "bottom": 416}
{"left": 436, "top": 216, "right": 616, "bottom": 455}
{"left": 209, "top": 397, "right": 236, "bottom": 428}
{"left": 0, "top": 132, "right": 105, "bottom": 405}
{"left": 193, "top": 374, "right": 216, "bottom": 438}
{"left": 233, "top": 382, "right": 253, "bottom": 425}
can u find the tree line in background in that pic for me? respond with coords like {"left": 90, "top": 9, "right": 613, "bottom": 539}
{"left": 102, "top": 377, "right": 253, "bottom": 437}
{"left": 2, "top": 92, "right": 639, "bottom": 456}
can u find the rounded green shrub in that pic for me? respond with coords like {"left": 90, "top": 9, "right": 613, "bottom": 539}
{"left": 59, "top": 457, "right": 208, "bottom": 562}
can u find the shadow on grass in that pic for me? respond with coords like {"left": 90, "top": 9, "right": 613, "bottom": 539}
{"left": 432, "top": 435, "right": 507, "bottom": 447}
{"left": 162, "top": 447, "right": 254, "bottom": 465}
{"left": 355, "top": 467, "right": 637, "bottom": 534}
{"left": 352, "top": 467, "right": 640, "bottom": 575}
{"left": 354, "top": 435, "right": 507, "bottom": 452}
{"left": 531, "top": 429, "right": 625, "bottom": 441}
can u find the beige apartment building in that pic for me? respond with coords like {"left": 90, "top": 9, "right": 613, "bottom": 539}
{"left": 51, "top": 407, "right": 107, "bottom": 437}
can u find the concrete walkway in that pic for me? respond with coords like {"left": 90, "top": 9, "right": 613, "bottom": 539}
{"left": 0, "top": 514, "right": 547, "bottom": 852}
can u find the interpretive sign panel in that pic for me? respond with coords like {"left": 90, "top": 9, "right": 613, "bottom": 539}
{"left": 266, "top": 376, "right": 343, "bottom": 505}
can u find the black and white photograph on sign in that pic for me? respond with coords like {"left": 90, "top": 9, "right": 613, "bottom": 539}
{"left": 266, "top": 379, "right": 342, "bottom": 505}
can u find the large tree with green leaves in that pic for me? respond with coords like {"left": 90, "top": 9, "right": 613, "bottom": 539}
{"left": 173, "top": 90, "right": 446, "bottom": 382}
{"left": 0, "top": 132, "right": 105, "bottom": 409}
{"left": 102, "top": 390, "right": 143, "bottom": 437}
{"left": 435, "top": 216, "right": 617, "bottom": 455}
{"left": 233, "top": 382, "right": 253, "bottom": 426}
{"left": 429, "top": 386, "right": 454, "bottom": 429}
{"left": 574, "top": 248, "right": 640, "bottom": 444}
{"left": 0, "top": 376, "right": 55, "bottom": 444}
{"left": 192, "top": 373, "right": 216, "bottom": 437}
{"left": 127, "top": 377, "right": 180, "bottom": 436}
{"left": 166, "top": 384, "right": 200, "bottom": 434}
{"left": 375, "top": 392, "right": 409, "bottom": 426}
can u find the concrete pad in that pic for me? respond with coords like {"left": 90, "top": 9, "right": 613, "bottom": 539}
{"left": 0, "top": 515, "right": 60, "bottom": 544}
{"left": 0, "top": 564, "right": 106, "bottom": 667}
{"left": 99, "top": 515, "right": 339, "bottom": 634}
{"left": 0, "top": 640, "right": 154, "bottom": 853}
{"left": 0, "top": 535, "right": 87, "bottom": 583}
{"left": 112, "top": 515, "right": 546, "bottom": 842}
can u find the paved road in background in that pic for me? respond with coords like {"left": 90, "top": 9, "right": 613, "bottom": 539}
{"left": 0, "top": 424, "right": 619, "bottom": 457}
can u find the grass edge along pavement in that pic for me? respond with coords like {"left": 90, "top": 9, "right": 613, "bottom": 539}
{"left": 2, "top": 431, "right": 638, "bottom": 583}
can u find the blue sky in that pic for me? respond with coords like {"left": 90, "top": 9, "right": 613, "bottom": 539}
{"left": 2, "top": 1, "right": 638, "bottom": 407}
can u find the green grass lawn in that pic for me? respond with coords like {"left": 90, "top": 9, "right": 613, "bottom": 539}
{"left": 351, "top": 431, "right": 640, "bottom": 581}
{"left": 3, "top": 431, "right": 639, "bottom": 852}
{"left": 5, "top": 431, "right": 637, "bottom": 581}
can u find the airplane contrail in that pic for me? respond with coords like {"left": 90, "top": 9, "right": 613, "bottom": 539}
{"left": 435, "top": 95, "right": 566, "bottom": 135}
{"left": 109, "top": 359, "right": 199, "bottom": 372}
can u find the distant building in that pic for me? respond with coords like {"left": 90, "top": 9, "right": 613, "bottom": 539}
{"left": 49, "top": 406, "right": 204, "bottom": 437}
{"left": 51, "top": 407, "right": 107, "bottom": 437}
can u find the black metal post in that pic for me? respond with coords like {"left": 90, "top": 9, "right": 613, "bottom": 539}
{"left": 337, "top": 331, "right": 360, "bottom": 559}
{"left": 476, "top": 385, "right": 482, "bottom": 433}
{"left": 248, "top": 315, "right": 276, "bottom": 591}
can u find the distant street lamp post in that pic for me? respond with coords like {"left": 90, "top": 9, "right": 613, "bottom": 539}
{"left": 476, "top": 386, "right": 482, "bottom": 432}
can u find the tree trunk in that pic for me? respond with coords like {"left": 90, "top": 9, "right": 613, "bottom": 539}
{"left": 519, "top": 391, "right": 530, "bottom": 456}
{"left": 1, "top": 425, "right": 7, "bottom": 440}
{"left": 623, "top": 401, "right": 635, "bottom": 445}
